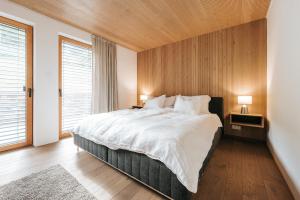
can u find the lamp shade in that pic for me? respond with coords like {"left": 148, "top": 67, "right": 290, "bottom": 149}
{"left": 238, "top": 96, "right": 252, "bottom": 105}
{"left": 140, "top": 94, "right": 148, "bottom": 101}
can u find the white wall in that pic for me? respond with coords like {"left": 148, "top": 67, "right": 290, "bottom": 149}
{"left": 0, "top": 0, "right": 137, "bottom": 146}
{"left": 117, "top": 45, "right": 137, "bottom": 109}
{"left": 267, "top": 0, "right": 300, "bottom": 199}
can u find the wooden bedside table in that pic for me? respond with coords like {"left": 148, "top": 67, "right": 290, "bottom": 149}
{"left": 131, "top": 105, "right": 143, "bottom": 109}
{"left": 225, "top": 112, "right": 266, "bottom": 142}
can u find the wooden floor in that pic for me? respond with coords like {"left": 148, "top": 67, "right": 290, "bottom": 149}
{"left": 0, "top": 138, "right": 293, "bottom": 200}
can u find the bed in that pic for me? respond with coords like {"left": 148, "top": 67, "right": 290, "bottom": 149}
{"left": 73, "top": 97, "right": 224, "bottom": 200}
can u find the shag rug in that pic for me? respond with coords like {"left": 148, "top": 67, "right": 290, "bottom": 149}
{"left": 0, "top": 165, "right": 97, "bottom": 200}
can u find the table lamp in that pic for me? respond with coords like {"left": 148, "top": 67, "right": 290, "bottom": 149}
{"left": 140, "top": 94, "right": 148, "bottom": 105}
{"left": 238, "top": 96, "right": 252, "bottom": 114}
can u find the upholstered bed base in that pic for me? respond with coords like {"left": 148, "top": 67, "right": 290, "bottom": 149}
{"left": 73, "top": 127, "right": 222, "bottom": 200}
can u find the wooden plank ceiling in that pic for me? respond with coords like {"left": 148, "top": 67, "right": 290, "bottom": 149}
{"left": 10, "top": 0, "right": 270, "bottom": 52}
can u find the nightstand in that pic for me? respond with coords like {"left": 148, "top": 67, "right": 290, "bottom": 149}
{"left": 224, "top": 112, "right": 266, "bottom": 141}
{"left": 132, "top": 105, "right": 143, "bottom": 109}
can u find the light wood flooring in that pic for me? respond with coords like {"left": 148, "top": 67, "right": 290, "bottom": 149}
{"left": 0, "top": 138, "right": 293, "bottom": 200}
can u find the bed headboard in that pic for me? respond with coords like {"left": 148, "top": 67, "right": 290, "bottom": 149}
{"left": 209, "top": 97, "right": 224, "bottom": 125}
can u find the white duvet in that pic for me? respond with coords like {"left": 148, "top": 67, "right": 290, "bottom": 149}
{"left": 73, "top": 108, "right": 222, "bottom": 193}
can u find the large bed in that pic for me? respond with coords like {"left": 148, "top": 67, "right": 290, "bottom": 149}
{"left": 73, "top": 97, "right": 224, "bottom": 200}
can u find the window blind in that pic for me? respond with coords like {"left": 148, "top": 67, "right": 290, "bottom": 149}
{"left": 61, "top": 41, "right": 92, "bottom": 132}
{"left": 0, "top": 22, "right": 26, "bottom": 146}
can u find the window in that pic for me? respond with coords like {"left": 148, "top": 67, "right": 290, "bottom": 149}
{"left": 0, "top": 16, "right": 33, "bottom": 152}
{"left": 59, "top": 36, "right": 92, "bottom": 138}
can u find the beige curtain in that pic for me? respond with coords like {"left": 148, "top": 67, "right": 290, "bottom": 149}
{"left": 92, "top": 35, "right": 118, "bottom": 113}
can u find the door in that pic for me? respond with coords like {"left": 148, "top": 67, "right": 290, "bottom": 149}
{"left": 58, "top": 36, "right": 92, "bottom": 138}
{"left": 0, "top": 17, "right": 33, "bottom": 152}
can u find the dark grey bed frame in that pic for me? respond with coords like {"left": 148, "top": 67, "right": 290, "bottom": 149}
{"left": 73, "top": 97, "right": 224, "bottom": 200}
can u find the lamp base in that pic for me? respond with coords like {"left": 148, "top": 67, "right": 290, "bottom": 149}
{"left": 241, "top": 105, "right": 249, "bottom": 114}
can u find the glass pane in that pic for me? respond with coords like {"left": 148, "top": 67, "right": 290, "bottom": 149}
{"left": 62, "top": 42, "right": 92, "bottom": 132}
{"left": 0, "top": 22, "right": 26, "bottom": 146}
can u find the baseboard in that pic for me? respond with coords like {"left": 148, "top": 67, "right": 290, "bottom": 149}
{"left": 267, "top": 139, "right": 300, "bottom": 200}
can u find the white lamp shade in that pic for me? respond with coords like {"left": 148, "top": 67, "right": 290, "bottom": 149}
{"left": 140, "top": 94, "right": 148, "bottom": 101}
{"left": 238, "top": 96, "right": 252, "bottom": 105}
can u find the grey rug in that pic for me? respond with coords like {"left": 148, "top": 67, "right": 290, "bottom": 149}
{"left": 0, "top": 165, "right": 97, "bottom": 200}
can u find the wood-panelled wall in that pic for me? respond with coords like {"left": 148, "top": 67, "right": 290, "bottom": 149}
{"left": 137, "top": 19, "right": 267, "bottom": 116}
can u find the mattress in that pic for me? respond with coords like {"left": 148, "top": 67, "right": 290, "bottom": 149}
{"left": 73, "top": 127, "right": 222, "bottom": 200}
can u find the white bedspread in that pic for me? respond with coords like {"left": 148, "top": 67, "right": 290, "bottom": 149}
{"left": 73, "top": 108, "right": 222, "bottom": 193}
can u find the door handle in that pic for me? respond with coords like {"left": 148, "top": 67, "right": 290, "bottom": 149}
{"left": 28, "top": 88, "right": 32, "bottom": 97}
{"left": 59, "top": 89, "right": 62, "bottom": 97}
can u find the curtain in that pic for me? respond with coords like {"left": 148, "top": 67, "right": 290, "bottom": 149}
{"left": 92, "top": 35, "right": 118, "bottom": 113}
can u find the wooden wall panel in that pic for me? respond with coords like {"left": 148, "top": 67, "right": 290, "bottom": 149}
{"left": 137, "top": 19, "right": 267, "bottom": 116}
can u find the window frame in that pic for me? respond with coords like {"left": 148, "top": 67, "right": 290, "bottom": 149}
{"left": 58, "top": 35, "right": 92, "bottom": 139}
{"left": 0, "top": 16, "right": 33, "bottom": 152}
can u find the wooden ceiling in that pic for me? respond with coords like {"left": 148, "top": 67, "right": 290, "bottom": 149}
{"left": 10, "top": 0, "right": 270, "bottom": 52}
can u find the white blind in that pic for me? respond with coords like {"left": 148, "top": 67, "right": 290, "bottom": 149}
{"left": 0, "top": 22, "right": 26, "bottom": 146}
{"left": 62, "top": 41, "right": 92, "bottom": 132}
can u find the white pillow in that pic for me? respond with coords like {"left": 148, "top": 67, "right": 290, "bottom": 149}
{"left": 174, "top": 95, "right": 199, "bottom": 114}
{"left": 182, "top": 95, "right": 211, "bottom": 114}
{"left": 144, "top": 95, "right": 166, "bottom": 109}
{"left": 174, "top": 95, "right": 211, "bottom": 114}
{"left": 164, "top": 96, "right": 176, "bottom": 108}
